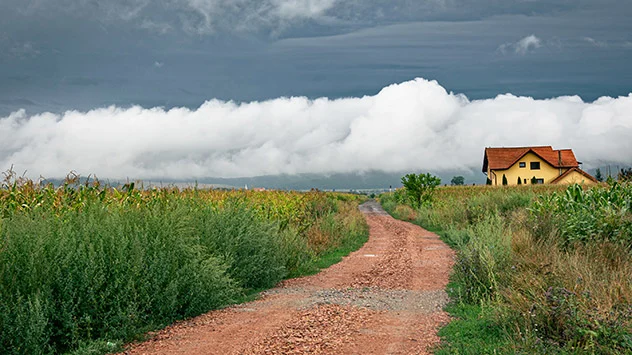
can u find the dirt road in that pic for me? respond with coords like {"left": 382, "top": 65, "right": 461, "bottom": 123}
{"left": 122, "top": 200, "right": 454, "bottom": 355}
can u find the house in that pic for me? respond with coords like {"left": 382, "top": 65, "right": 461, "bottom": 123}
{"left": 482, "top": 146, "right": 598, "bottom": 186}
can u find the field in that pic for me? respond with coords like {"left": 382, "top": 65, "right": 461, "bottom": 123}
{"left": 0, "top": 174, "right": 369, "bottom": 354}
{"left": 4, "top": 171, "right": 631, "bottom": 355}
{"left": 380, "top": 183, "right": 632, "bottom": 354}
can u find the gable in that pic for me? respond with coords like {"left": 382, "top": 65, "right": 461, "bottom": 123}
{"left": 551, "top": 167, "right": 598, "bottom": 184}
{"left": 512, "top": 152, "right": 556, "bottom": 170}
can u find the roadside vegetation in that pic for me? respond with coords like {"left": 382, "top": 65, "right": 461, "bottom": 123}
{"left": 380, "top": 177, "right": 632, "bottom": 354}
{"left": 0, "top": 171, "right": 368, "bottom": 355}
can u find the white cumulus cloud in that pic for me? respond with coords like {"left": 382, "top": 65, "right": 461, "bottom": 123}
{"left": 1, "top": 78, "right": 631, "bottom": 180}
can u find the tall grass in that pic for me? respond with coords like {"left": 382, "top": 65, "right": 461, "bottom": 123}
{"left": 380, "top": 183, "right": 632, "bottom": 354}
{"left": 0, "top": 175, "right": 369, "bottom": 354}
{"left": 508, "top": 231, "right": 632, "bottom": 353}
{"left": 450, "top": 214, "right": 513, "bottom": 304}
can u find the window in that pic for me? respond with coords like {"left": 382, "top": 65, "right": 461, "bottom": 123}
{"left": 535, "top": 178, "right": 544, "bottom": 184}
{"left": 530, "top": 162, "right": 540, "bottom": 170}
{"left": 519, "top": 162, "right": 526, "bottom": 168}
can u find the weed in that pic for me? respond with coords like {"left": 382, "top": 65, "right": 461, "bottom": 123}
{"left": 0, "top": 174, "right": 369, "bottom": 354}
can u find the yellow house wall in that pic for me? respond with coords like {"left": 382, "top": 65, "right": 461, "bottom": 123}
{"left": 554, "top": 171, "right": 597, "bottom": 185}
{"left": 490, "top": 152, "right": 567, "bottom": 186}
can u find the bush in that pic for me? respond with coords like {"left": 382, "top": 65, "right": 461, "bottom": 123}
{"left": 196, "top": 202, "right": 287, "bottom": 290}
{"left": 0, "top": 203, "right": 239, "bottom": 354}
{"left": 400, "top": 173, "right": 441, "bottom": 208}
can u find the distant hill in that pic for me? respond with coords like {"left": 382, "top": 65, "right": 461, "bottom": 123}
{"left": 147, "top": 170, "right": 484, "bottom": 190}
{"left": 38, "top": 170, "right": 485, "bottom": 190}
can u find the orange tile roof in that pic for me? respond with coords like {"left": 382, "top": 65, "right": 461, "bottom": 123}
{"left": 483, "top": 146, "right": 579, "bottom": 172}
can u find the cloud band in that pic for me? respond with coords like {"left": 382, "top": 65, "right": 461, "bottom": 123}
{"left": 1, "top": 78, "right": 631, "bottom": 179}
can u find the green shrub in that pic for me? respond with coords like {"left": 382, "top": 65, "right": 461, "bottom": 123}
{"left": 400, "top": 173, "right": 441, "bottom": 208}
{"left": 0, "top": 203, "right": 239, "bottom": 354}
{"left": 277, "top": 227, "right": 312, "bottom": 276}
{"left": 196, "top": 202, "right": 287, "bottom": 290}
{"left": 440, "top": 227, "right": 472, "bottom": 248}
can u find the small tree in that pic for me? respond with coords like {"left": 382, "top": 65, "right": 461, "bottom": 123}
{"left": 401, "top": 173, "right": 441, "bottom": 208}
{"left": 531, "top": 176, "right": 537, "bottom": 185}
{"left": 502, "top": 174, "right": 508, "bottom": 186}
{"left": 451, "top": 176, "right": 465, "bottom": 186}
{"left": 517, "top": 176, "right": 522, "bottom": 185}
{"left": 595, "top": 168, "right": 603, "bottom": 182}
{"left": 486, "top": 178, "right": 492, "bottom": 185}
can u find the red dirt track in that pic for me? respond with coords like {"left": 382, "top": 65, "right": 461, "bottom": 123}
{"left": 122, "top": 200, "right": 454, "bottom": 355}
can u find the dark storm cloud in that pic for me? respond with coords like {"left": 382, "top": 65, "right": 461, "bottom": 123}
{"left": 0, "top": 1, "right": 631, "bottom": 179}
{"left": 1, "top": 0, "right": 625, "bottom": 37}
{"left": 1, "top": 1, "right": 630, "bottom": 107}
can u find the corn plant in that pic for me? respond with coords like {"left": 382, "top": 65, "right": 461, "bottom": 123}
{"left": 0, "top": 170, "right": 368, "bottom": 354}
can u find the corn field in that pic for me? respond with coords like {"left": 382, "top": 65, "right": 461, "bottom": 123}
{"left": 0, "top": 171, "right": 368, "bottom": 354}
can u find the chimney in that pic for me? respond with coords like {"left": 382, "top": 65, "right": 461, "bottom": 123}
{"left": 558, "top": 150, "right": 562, "bottom": 176}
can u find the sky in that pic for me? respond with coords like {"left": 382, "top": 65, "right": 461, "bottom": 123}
{"left": 1, "top": 0, "right": 631, "bottom": 182}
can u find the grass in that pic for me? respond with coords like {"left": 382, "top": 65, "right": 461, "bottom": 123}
{"left": 0, "top": 175, "right": 370, "bottom": 355}
{"left": 380, "top": 183, "right": 632, "bottom": 354}
{"left": 435, "top": 303, "right": 514, "bottom": 355}
{"left": 310, "top": 221, "right": 369, "bottom": 272}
